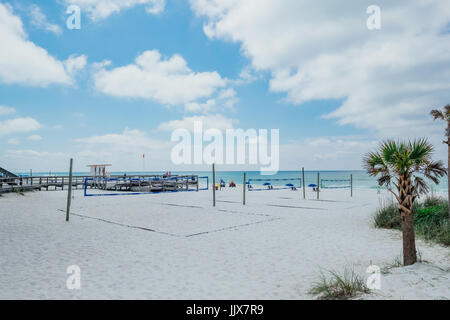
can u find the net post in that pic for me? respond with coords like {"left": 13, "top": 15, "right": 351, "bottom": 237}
{"left": 66, "top": 158, "right": 73, "bottom": 222}
{"left": 212, "top": 163, "right": 216, "bottom": 207}
{"left": 302, "top": 167, "right": 306, "bottom": 199}
{"left": 351, "top": 174, "right": 353, "bottom": 197}
{"left": 243, "top": 172, "right": 246, "bottom": 205}
{"left": 317, "top": 172, "right": 320, "bottom": 200}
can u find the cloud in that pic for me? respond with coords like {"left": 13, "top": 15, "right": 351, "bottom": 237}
{"left": 190, "top": 0, "right": 450, "bottom": 138}
{"left": 184, "top": 88, "right": 238, "bottom": 113}
{"left": 0, "top": 3, "right": 87, "bottom": 87}
{"left": 64, "top": 55, "right": 88, "bottom": 76}
{"left": 93, "top": 50, "right": 226, "bottom": 106}
{"left": 29, "top": 4, "right": 62, "bottom": 35}
{"left": 0, "top": 117, "right": 41, "bottom": 136}
{"left": 75, "top": 128, "right": 172, "bottom": 170}
{"left": 65, "top": 0, "right": 165, "bottom": 21}
{"left": 6, "top": 149, "right": 66, "bottom": 158}
{"left": 7, "top": 137, "right": 20, "bottom": 145}
{"left": 279, "top": 136, "right": 379, "bottom": 170}
{"left": 0, "top": 105, "right": 16, "bottom": 115}
{"left": 27, "top": 134, "right": 42, "bottom": 141}
{"left": 78, "top": 128, "right": 167, "bottom": 149}
{"left": 156, "top": 114, "right": 237, "bottom": 132}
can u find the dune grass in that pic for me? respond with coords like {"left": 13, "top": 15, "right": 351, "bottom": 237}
{"left": 373, "top": 196, "right": 450, "bottom": 246}
{"left": 309, "top": 268, "right": 370, "bottom": 300}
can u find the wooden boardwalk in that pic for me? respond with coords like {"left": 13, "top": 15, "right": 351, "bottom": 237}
{"left": 0, "top": 175, "right": 89, "bottom": 194}
{"left": 0, "top": 175, "right": 200, "bottom": 194}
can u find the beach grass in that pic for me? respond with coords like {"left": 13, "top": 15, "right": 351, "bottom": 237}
{"left": 309, "top": 268, "right": 370, "bottom": 300}
{"left": 381, "top": 254, "right": 403, "bottom": 274}
{"left": 373, "top": 196, "right": 450, "bottom": 246}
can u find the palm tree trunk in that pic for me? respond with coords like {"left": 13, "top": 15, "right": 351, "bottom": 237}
{"left": 401, "top": 210, "right": 417, "bottom": 265}
{"left": 398, "top": 174, "right": 417, "bottom": 266}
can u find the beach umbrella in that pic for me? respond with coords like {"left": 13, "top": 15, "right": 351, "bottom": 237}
{"left": 285, "top": 183, "right": 294, "bottom": 187}
{"left": 263, "top": 182, "right": 271, "bottom": 186}
{"left": 308, "top": 184, "right": 317, "bottom": 187}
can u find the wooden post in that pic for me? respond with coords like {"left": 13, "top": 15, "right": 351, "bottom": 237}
{"left": 212, "top": 163, "right": 216, "bottom": 207}
{"left": 350, "top": 174, "right": 353, "bottom": 197}
{"left": 243, "top": 172, "right": 246, "bottom": 205}
{"left": 317, "top": 172, "right": 320, "bottom": 200}
{"left": 66, "top": 158, "right": 73, "bottom": 222}
{"left": 302, "top": 167, "right": 306, "bottom": 199}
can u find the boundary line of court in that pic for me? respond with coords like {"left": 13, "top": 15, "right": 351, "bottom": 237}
{"left": 185, "top": 218, "right": 281, "bottom": 237}
{"left": 57, "top": 209, "right": 181, "bottom": 237}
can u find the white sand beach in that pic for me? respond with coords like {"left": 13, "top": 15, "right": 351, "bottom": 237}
{"left": 0, "top": 187, "right": 449, "bottom": 299}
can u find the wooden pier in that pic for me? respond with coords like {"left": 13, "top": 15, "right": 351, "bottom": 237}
{"left": 0, "top": 175, "right": 89, "bottom": 194}
{"left": 0, "top": 175, "right": 200, "bottom": 194}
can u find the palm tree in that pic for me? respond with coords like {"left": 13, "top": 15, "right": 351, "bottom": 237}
{"left": 430, "top": 105, "right": 450, "bottom": 219}
{"left": 363, "top": 139, "right": 446, "bottom": 266}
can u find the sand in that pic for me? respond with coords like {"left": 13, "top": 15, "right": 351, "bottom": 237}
{"left": 0, "top": 187, "right": 448, "bottom": 299}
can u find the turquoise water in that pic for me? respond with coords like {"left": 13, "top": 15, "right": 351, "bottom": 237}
{"left": 19, "top": 170, "right": 448, "bottom": 191}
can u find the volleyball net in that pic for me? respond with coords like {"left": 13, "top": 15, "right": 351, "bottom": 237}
{"left": 84, "top": 175, "right": 209, "bottom": 197}
{"left": 246, "top": 178, "right": 302, "bottom": 191}
{"left": 320, "top": 179, "right": 351, "bottom": 189}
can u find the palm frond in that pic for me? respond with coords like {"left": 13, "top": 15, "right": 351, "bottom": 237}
{"left": 444, "top": 104, "right": 450, "bottom": 118}
{"left": 412, "top": 176, "right": 429, "bottom": 196}
{"left": 431, "top": 109, "right": 445, "bottom": 120}
{"left": 409, "top": 138, "right": 433, "bottom": 164}
{"left": 362, "top": 151, "right": 389, "bottom": 176}
{"left": 380, "top": 140, "right": 398, "bottom": 164}
{"left": 364, "top": 138, "right": 443, "bottom": 202}
{"left": 378, "top": 173, "right": 392, "bottom": 187}
{"left": 422, "top": 160, "right": 447, "bottom": 184}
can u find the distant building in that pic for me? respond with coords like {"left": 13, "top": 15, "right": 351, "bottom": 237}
{"left": 87, "top": 164, "right": 112, "bottom": 177}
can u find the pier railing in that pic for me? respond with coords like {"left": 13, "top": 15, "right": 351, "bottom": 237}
{"left": 0, "top": 174, "right": 201, "bottom": 194}
{"left": 0, "top": 175, "right": 90, "bottom": 193}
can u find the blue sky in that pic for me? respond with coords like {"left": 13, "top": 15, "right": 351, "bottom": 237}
{"left": 0, "top": 1, "right": 449, "bottom": 172}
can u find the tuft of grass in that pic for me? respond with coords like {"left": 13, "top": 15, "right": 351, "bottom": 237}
{"left": 373, "top": 199, "right": 401, "bottom": 229}
{"left": 382, "top": 249, "right": 427, "bottom": 274}
{"left": 309, "top": 268, "right": 370, "bottom": 300}
{"left": 373, "top": 196, "right": 450, "bottom": 246}
{"left": 381, "top": 255, "right": 403, "bottom": 274}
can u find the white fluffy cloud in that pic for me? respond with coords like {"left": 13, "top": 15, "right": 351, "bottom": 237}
{"left": 184, "top": 88, "right": 238, "bottom": 113}
{"left": 78, "top": 128, "right": 167, "bottom": 149}
{"left": 27, "top": 134, "right": 43, "bottom": 141}
{"left": 157, "top": 114, "right": 237, "bottom": 132}
{"left": 66, "top": 0, "right": 165, "bottom": 21}
{"left": 75, "top": 128, "right": 172, "bottom": 170}
{"left": 0, "top": 117, "right": 41, "bottom": 136}
{"left": 190, "top": 0, "right": 450, "bottom": 137}
{"left": 64, "top": 54, "right": 88, "bottom": 76}
{"left": 6, "top": 149, "right": 66, "bottom": 158}
{"left": 0, "top": 105, "right": 16, "bottom": 115}
{"left": 29, "top": 5, "right": 62, "bottom": 35}
{"left": 0, "top": 3, "right": 86, "bottom": 87}
{"left": 93, "top": 50, "right": 226, "bottom": 106}
{"left": 278, "top": 136, "right": 379, "bottom": 170}
{"left": 7, "top": 137, "right": 20, "bottom": 145}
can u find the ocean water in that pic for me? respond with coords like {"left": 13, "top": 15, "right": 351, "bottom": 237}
{"left": 21, "top": 170, "right": 448, "bottom": 192}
